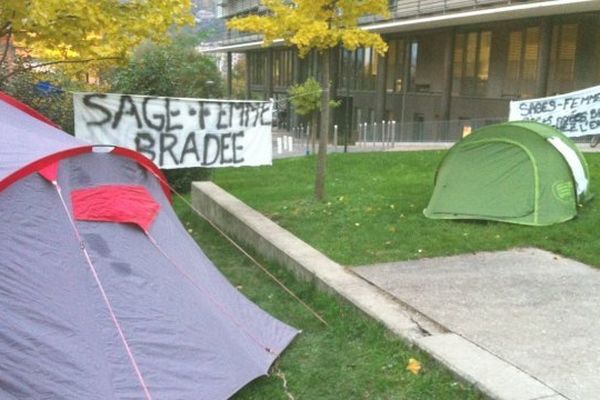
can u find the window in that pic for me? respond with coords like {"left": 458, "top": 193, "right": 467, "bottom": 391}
{"left": 248, "top": 52, "right": 266, "bottom": 85}
{"left": 504, "top": 27, "right": 539, "bottom": 98}
{"left": 452, "top": 31, "right": 492, "bottom": 96}
{"left": 338, "top": 47, "right": 378, "bottom": 91}
{"left": 408, "top": 41, "right": 419, "bottom": 92}
{"left": 386, "top": 38, "right": 406, "bottom": 92}
{"left": 272, "top": 49, "right": 293, "bottom": 88}
{"left": 548, "top": 23, "right": 578, "bottom": 94}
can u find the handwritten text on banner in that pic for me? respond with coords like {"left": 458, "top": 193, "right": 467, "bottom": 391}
{"left": 74, "top": 92, "right": 273, "bottom": 169}
{"left": 508, "top": 85, "right": 600, "bottom": 137}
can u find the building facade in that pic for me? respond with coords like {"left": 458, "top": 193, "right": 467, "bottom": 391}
{"left": 208, "top": 0, "right": 600, "bottom": 142}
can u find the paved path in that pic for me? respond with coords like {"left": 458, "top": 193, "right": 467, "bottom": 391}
{"left": 353, "top": 248, "right": 600, "bottom": 400}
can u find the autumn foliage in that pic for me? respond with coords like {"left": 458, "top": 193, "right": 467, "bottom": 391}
{"left": 228, "top": 0, "right": 389, "bottom": 57}
{"left": 228, "top": 0, "right": 389, "bottom": 200}
{"left": 0, "top": 1, "right": 193, "bottom": 68}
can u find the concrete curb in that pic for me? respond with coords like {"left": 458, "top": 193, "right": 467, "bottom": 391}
{"left": 191, "top": 182, "right": 564, "bottom": 400}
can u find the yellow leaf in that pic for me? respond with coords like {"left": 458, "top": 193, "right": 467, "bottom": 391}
{"left": 406, "top": 358, "right": 422, "bottom": 375}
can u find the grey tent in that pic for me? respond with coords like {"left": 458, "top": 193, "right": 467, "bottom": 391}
{"left": 0, "top": 92, "right": 298, "bottom": 399}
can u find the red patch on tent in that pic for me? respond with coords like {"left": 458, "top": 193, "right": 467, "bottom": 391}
{"left": 72, "top": 185, "right": 160, "bottom": 232}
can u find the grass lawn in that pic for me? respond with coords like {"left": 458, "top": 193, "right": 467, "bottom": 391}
{"left": 175, "top": 150, "right": 599, "bottom": 399}
{"left": 211, "top": 151, "right": 600, "bottom": 267}
{"left": 175, "top": 199, "right": 484, "bottom": 400}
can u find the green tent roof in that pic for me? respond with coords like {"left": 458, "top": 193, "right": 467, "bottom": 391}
{"left": 424, "top": 121, "right": 592, "bottom": 226}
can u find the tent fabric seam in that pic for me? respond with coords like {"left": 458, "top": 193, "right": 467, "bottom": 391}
{"left": 460, "top": 138, "right": 541, "bottom": 224}
{"left": 53, "top": 182, "right": 154, "bottom": 399}
{"left": 0, "top": 146, "right": 172, "bottom": 202}
{"left": 145, "top": 232, "right": 277, "bottom": 357}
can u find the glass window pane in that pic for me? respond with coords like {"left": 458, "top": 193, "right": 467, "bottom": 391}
{"left": 523, "top": 27, "right": 539, "bottom": 81}
{"left": 386, "top": 39, "right": 397, "bottom": 92}
{"left": 507, "top": 31, "right": 523, "bottom": 80}
{"left": 453, "top": 33, "right": 464, "bottom": 79}
{"left": 478, "top": 31, "right": 491, "bottom": 81}
{"left": 465, "top": 32, "right": 477, "bottom": 78}
{"left": 396, "top": 39, "right": 405, "bottom": 92}
{"left": 559, "top": 24, "right": 577, "bottom": 81}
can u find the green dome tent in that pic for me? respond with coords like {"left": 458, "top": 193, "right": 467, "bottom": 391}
{"left": 423, "top": 121, "right": 592, "bottom": 226}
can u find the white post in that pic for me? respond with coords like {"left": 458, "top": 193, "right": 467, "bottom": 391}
{"left": 382, "top": 120, "right": 387, "bottom": 148}
{"left": 333, "top": 125, "right": 338, "bottom": 153}
{"left": 386, "top": 120, "right": 391, "bottom": 147}
{"left": 392, "top": 121, "right": 396, "bottom": 148}
{"left": 373, "top": 122, "right": 377, "bottom": 147}
{"left": 288, "top": 135, "right": 293, "bottom": 151}
{"left": 283, "top": 135, "right": 288, "bottom": 151}
{"left": 276, "top": 137, "right": 283, "bottom": 154}
{"left": 359, "top": 123, "right": 363, "bottom": 147}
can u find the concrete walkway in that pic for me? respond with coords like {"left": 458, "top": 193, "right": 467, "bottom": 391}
{"left": 354, "top": 248, "right": 600, "bottom": 400}
{"left": 191, "top": 183, "right": 586, "bottom": 400}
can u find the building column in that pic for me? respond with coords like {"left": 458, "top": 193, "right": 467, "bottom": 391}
{"left": 574, "top": 15, "right": 598, "bottom": 89}
{"left": 399, "top": 40, "right": 412, "bottom": 138}
{"left": 536, "top": 18, "right": 553, "bottom": 97}
{"left": 245, "top": 53, "right": 251, "bottom": 99}
{"left": 440, "top": 28, "right": 455, "bottom": 140}
{"left": 226, "top": 52, "right": 233, "bottom": 98}
{"left": 441, "top": 28, "right": 455, "bottom": 122}
{"left": 266, "top": 49, "right": 274, "bottom": 100}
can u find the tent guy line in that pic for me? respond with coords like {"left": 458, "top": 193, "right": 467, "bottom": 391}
{"left": 53, "top": 180, "right": 153, "bottom": 400}
{"left": 156, "top": 176, "right": 329, "bottom": 327}
{"left": 1, "top": 90, "right": 299, "bottom": 398}
{"left": 145, "top": 233, "right": 278, "bottom": 354}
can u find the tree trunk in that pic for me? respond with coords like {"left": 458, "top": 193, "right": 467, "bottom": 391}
{"left": 311, "top": 113, "right": 317, "bottom": 155}
{"left": 315, "top": 49, "right": 330, "bottom": 201}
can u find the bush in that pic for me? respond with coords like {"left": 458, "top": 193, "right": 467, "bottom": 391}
{"left": 164, "top": 167, "right": 213, "bottom": 193}
{"left": 109, "top": 33, "right": 224, "bottom": 192}
{"left": 1, "top": 59, "right": 78, "bottom": 133}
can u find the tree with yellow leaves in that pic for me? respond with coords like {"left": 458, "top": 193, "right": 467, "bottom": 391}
{"left": 0, "top": 0, "right": 194, "bottom": 84}
{"left": 228, "top": 0, "right": 388, "bottom": 200}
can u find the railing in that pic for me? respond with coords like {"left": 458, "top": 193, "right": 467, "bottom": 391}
{"left": 217, "top": 0, "right": 261, "bottom": 18}
{"left": 212, "top": 0, "right": 548, "bottom": 47}
{"left": 286, "top": 118, "right": 505, "bottom": 149}
{"left": 388, "top": 0, "right": 528, "bottom": 19}
{"left": 354, "top": 118, "right": 505, "bottom": 143}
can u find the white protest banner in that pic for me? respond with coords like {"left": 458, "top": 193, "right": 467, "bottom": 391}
{"left": 508, "top": 85, "right": 600, "bottom": 137}
{"left": 74, "top": 92, "right": 273, "bottom": 168}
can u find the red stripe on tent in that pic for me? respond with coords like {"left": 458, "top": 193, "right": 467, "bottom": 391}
{"left": 0, "top": 91, "right": 61, "bottom": 129}
{"left": 0, "top": 146, "right": 93, "bottom": 192}
{"left": 112, "top": 147, "right": 172, "bottom": 202}
{"left": 0, "top": 146, "right": 172, "bottom": 201}
{"left": 72, "top": 185, "right": 160, "bottom": 232}
{"left": 38, "top": 162, "right": 60, "bottom": 182}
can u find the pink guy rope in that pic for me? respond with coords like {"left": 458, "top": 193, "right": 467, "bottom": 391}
{"left": 53, "top": 182, "right": 152, "bottom": 400}
{"left": 145, "top": 232, "right": 276, "bottom": 355}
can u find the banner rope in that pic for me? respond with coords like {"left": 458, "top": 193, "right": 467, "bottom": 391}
{"left": 271, "top": 88, "right": 329, "bottom": 107}
{"left": 52, "top": 181, "right": 153, "bottom": 400}
{"left": 66, "top": 89, "right": 326, "bottom": 108}
{"left": 150, "top": 173, "right": 329, "bottom": 327}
